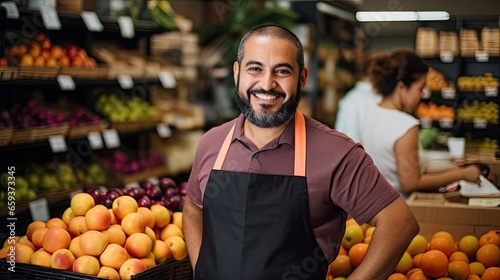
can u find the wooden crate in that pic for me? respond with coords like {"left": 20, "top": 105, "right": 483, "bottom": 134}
{"left": 31, "top": 123, "right": 69, "bottom": 142}
{"left": 0, "top": 127, "right": 13, "bottom": 146}
{"left": 0, "top": 67, "right": 18, "bottom": 80}
{"left": 59, "top": 65, "right": 109, "bottom": 79}
{"left": 18, "top": 65, "right": 60, "bottom": 79}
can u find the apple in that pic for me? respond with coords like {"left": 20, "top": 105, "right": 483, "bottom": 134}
{"left": 58, "top": 55, "right": 70, "bottom": 67}
{"left": 119, "top": 258, "right": 147, "bottom": 279}
{"left": 341, "top": 225, "right": 364, "bottom": 250}
{"left": 66, "top": 44, "right": 79, "bottom": 59}
{"left": 50, "top": 45, "right": 64, "bottom": 60}
{"left": 112, "top": 195, "right": 138, "bottom": 221}
{"left": 0, "top": 57, "right": 7, "bottom": 67}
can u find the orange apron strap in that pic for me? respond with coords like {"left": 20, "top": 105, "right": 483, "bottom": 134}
{"left": 294, "top": 110, "right": 306, "bottom": 177}
{"left": 213, "top": 124, "right": 236, "bottom": 170}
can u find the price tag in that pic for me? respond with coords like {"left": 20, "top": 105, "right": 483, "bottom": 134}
{"left": 475, "top": 51, "right": 489, "bottom": 62}
{"left": 69, "top": 189, "right": 82, "bottom": 199}
{"left": 125, "top": 181, "right": 140, "bottom": 189}
{"left": 1, "top": 2, "right": 19, "bottom": 19}
{"left": 422, "top": 88, "right": 431, "bottom": 99}
{"left": 158, "top": 71, "right": 177, "bottom": 88}
{"left": 117, "top": 16, "right": 135, "bottom": 38}
{"left": 439, "top": 51, "right": 454, "bottom": 63}
{"left": 29, "top": 198, "right": 50, "bottom": 222}
{"left": 147, "top": 177, "right": 159, "bottom": 184}
{"left": 87, "top": 131, "right": 104, "bottom": 150}
{"left": 469, "top": 198, "right": 500, "bottom": 207}
{"left": 103, "top": 129, "right": 121, "bottom": 149}
{"left": 473, "top": 118, "right": 487, "bottom": 129}
{"left": 439, "top": 118, "right": 453, "bottom": 129}
{"left": 156, "top": 123, "right": 172, "bottom": 138}
{"left": 40, "top": 6, "right": 61, "bottom": 30}
{"left": 117, "top": 74, "right": 134, "bottom": 89}
{"left": 441, "top": 87, "right": 456, "bottom": 99}
{"left": 48, "top": 135, "right": 67, "bottom": 153}
{"left": 420, "top": 118, "right": 433, "bottom": 128}
{"left": 485, "top": 87, "right": 498, "bottom": 97}
{"left": 81, "top": 11, "right": 103, "bottom": 32}
{"left": 57, "top": 75, "right": 76, "bottom": 91}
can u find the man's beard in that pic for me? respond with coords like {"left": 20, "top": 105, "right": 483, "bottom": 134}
{"left": 234, "top": 77, "right": 302, "bottom": 128}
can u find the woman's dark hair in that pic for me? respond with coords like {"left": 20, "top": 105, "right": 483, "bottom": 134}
{"left": 369, "top": 48, "right": 429, "bottom": 97}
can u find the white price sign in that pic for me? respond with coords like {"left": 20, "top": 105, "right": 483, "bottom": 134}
{"left": 473, "top": 119, "right": 487, "bottom": 129}
{"left": 57, "top": 75, "right": 76, "bottom": 91}
{"left": 48, "top": 135, "right": 67, "bottom": 153}
{"left": 156, "top": 123, "right": 172, "bottom": 138}
{"left": 40, "top": 6, "right": 61, "bottom": 30}
{"left": 81, "top": 11, "right": 103, "bottom": 32}
{"left": 485, "top": 87, "right": 498, "bottom": 97}
{"left": 439, "top": 51, "right": 454, "bottom": 63}
{"left": 117, "top": 16, "right": 135, "bottom": 38}
{"left": 441, "top": 87, "right": 456, "bottom": 99}
{"left": 159, "top": 71, "right": 176, "bottom": 88}
{"left": 87, "top": 131, "right": 104, "bottom": 150}
{"left": 475, "top": 51, "right": 489, "bottom": 62}
{"left": 422, "top": 88, "right": 431, "bottom": 99}
{"left": 117, "top": 74, "right": 134, "bottom": 89}
{"left": 29, "top": 198, "right": 50, "bottom": 222}
{"left": 1, "top": 2, "right": 19, "bottom": 19}
{"left": 103, "top": 129, "right": 121, "bottom": 149}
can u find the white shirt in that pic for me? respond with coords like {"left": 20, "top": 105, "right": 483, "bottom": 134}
{"left": 335, "top": 81, "right": 381, "bottom": 142}
{"left": 360, "top": 105, "right": 426, "bottom": 199}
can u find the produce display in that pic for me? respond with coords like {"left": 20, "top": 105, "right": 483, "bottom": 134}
{"left": 457, "top": 73, "right": 499, "bottom": 91}
{"left": 0, "top": 100, "right": 65, "bottom": 129}
{"left": 425, "top": 67, "right": 450, "bottom": 91}
{"left": 98, "top": 149, "right": 166, "bottom": 175}
{"left": 95, "top": 93, "right": 157, "bottom": 122}
{"left": 0, "top": 176, "right": 188, "bottom": 279}
{"left": 416, "top": 102, "right": 455, "bottom": 121}
{"left": 327, "top": 219, "right": 500, "bottom": 280}
{"left": 457, "top": 101, "right": 499, "bottom": 124}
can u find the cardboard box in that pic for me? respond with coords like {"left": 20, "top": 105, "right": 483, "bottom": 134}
{"left": 407, "top": 192, "right": 500, "bottom": 241}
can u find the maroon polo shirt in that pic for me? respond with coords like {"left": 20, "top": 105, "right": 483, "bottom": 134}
{"left": 186, "top": 113, "right": 400, "bottom": 262}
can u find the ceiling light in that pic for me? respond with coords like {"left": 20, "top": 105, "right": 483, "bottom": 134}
{"left": 356, "top": 11, "right": 449, "bottom": 22}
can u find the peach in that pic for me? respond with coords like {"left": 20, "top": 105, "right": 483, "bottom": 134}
{"left": 144, "top": 227, "right": 157, "bottom": 248}
{"left": 73, "top": 255, "right": 100, "bottom": 276}
{"left": 150, "top": 204, "right": 170, "bottom": 228}
{"left": 152, "top": 240, "right": 172, "bottom": 264}
{"left": 3, "top": 236, "right": 19, "bottom": 248}
{"left": 161, "top": 223, "right": 184, "bottom": 241}
{"left": 17, "top": 236, "right": 36, "bottom": 251}
{"left": 137, "top": 207, "right": 155, "bottom": 229}
{"left": 171, "top": 211, "right": 183, "bottom": 231}
{"left": 61, "top": 207, "right": 76, "bottom": 225}
{"left": 102, "top": 224, "right": 127, "bottom": 246}
{"left": 30, "top": 249, "right": 52, "bottom": 267}
{"left": 112, "top": 195, "right": 138, "bottom": 221}
{"left": 31, "top": 227, "right": 49, "bottom": 249}
{"left": 100, "top": 243, "right": 129, "bottom": 270}
{"left": 109, "top": 209, "right": 119, "bottom": 225}
{"left": 121, "top": 212, "right": 146, "bottom": 236}
{"left": 42, "top": 227, "right": 71, "bottom": 253}
{"left": 165, "top": 235, "right": 187, "bottom": 261}
{"left": 14, "top": 243, "right": 34, "bottom": 264}
{"left": 140, "top": 252, "right": 156, "bottom": 269}
{"left": 125, "top": 232, "right": 153, "bottom": 258}
{"left": 68, "top": 236, "right": 85, "bottom": 258}
{"left": 26, "top": 221, "right": 46, "bottom": 240}
{"left": 85, "top": 204, "right": 111, "bottom": 231}
{"left": 97, "top": 266, "right": 120, "bottom": 279}
{"left": 50, "top": 248, "right": 75, "bottom": 270}
{"left": 46, "top": 217, "right": 69, "bottom": 231}
{"left": 68, "top": 216, "right": 89, "bottom": 237}
{"left": 80, "top": 230, "right": 108, "bottom": 256}
{"left": 71, "top": 193, "right": 95, "bottom": 216}
{"left": 0, "top": 246, "right": 10, "bottom": 259}
{"left": 119, "top": 258, "right": 147, "bottom": 279}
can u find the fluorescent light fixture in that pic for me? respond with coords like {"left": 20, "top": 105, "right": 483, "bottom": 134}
{"left": 356, "top": 11, "right": 449, "bottom": 22}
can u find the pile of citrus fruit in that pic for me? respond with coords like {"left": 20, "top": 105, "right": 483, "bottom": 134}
{"left": 327, "top": 218, "right": 500, "bottom": 280}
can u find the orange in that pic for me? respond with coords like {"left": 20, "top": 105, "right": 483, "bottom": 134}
{"left": 481, "top": 267, "right": 500, "bottom": 280}
{"left": 429, "top": 237, "right": 455, "bottom": 257}
{"left": 406, "top": 267, "right": 423, "bottom": 278}
{"left": 408, "top": 270, "right": 430, "bottom": 280}
{"left": 338, "top": 245, "right": 347, "bottom": 256}
{"left": 387, "top": 272, "right": 407, "bottom": 280}
{"left": 459, "top": 235, "right": 480, "bottom": 261}
{"left": 466, "top": 275, "right": 480, "bottom": 280}
{"left": 469, "top": 261, "right": 486, "bottom": 276}
{"left": 450, "top": 251, "right": 470, "bottom": 263}
{"left": 447, "top": 260, "right": 471, "bottom": 280}
{"left": 432, "top": 231, "right": 456, "bottom": 245}
{"left": 478, "top": 233, "right": 500, "bottom": 247}
{"left": 329, "top": 255, "right": 354, "bottom": 278}
{"left": 413, "top": 252, "right": 424, "bottom": 268}
{"left": 476, "top": 243, "right": 500, "bottom": 268}
{"left": 348, "top": 243, "right": 368, "bottom": 267}
{"left": 420, "top": 250, "right": 449, "bottom": 278}
{"left": 408, "top": 234, "right": 428, "bottom": 256}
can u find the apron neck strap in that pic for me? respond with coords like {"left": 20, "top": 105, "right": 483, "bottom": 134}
{"left": 213, "top": 111, "right": 306, "bottom": 177}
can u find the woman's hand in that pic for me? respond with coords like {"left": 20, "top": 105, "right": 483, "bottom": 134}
{"left": 461, "top": 165, "right": 482, "bottom": 184}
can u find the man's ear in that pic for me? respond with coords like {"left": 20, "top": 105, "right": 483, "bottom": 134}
{"left": 300, "top": 68, "right": 309, "bottom": 89}
{"left": 233, "top": 61, "right": 239, "bottom": 85}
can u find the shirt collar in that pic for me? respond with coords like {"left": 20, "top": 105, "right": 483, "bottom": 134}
{"left": 232, "top": 113, "right": 296, "bottom": 149}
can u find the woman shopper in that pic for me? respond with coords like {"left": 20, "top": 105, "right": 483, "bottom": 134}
{"left": 360, "top": 48, "right": 481, "bottom": 199}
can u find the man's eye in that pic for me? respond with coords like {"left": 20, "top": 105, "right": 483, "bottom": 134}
{"left": 248, "top": 67, "right": 261, "bottom": 72}
{"left": 277, "top": 69, "right": 291, "bottom": 75}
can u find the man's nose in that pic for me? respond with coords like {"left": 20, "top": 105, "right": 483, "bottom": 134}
{"left": 260, "top": 72, "right": 276, "bottom": 91}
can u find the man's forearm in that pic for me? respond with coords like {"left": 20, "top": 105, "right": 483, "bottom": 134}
{"left": 182, "top": 196, "right": 203, "bottom": 270}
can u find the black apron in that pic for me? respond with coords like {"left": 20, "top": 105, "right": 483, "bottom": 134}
{"left": 195, "top": 111, "right": 327, "bottom": 280}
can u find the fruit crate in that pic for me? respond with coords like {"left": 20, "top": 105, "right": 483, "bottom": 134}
{"left": 0, "top": 127, "right": 13, "bottom": 146}
{"left": 0, "top": 66, "right": 18, "bottom": 80}
{"left": 112, "top": 115, "right": 161, "bottom": 134}
{"left": 11, "top": 127, "right": 35, "bottom": 144}
{"left": 18, "top": 65, "right": 60, "bottom": 79}
{"left": 0, "top": 257, "right": 192, "bottom": 280}
{"left": 31, "top": 123, "right": 69, "bottom": 142}
{"left": 59, "top": 65, "right": 109, "bottom": 79}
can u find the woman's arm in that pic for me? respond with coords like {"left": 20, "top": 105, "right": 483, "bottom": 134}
{"left": 394, "top": 126, "right": 481, "bottom": 195}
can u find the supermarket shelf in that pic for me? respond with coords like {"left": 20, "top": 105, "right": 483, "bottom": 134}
{"left": 0, "top": 77, "right": 161, "bottom": 87}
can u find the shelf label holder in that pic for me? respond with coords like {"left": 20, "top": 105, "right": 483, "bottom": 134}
{"left": 117, "top": 74, "right": 134, "bottom": 89}
{"left": 40, "top": 6, "right": 61, "bottom": 30}
{"left": 439, "top": 51, "right": 454, "bottom": 63}
{"left": 475, "top": 51, "right": 489, "bottom": 62}
{"left": 48, "top": 135, "right": 67, "bottom": 153}
{"left": 159, "top": 71, "right": 176, "bottom": 88}
{"left": 117, "top": 16, "right": 135, "bottom": 38}
{"left": 81, "top": 11, "right": 103, "bottom": 32}
{"left": 1, "top": 2, "right": 19, "bottom": 19}
{"left": 156, "top": 123, "right": 172, "bottom": 138}
{"left": 103, "top": 129, "right": 121, "bottom": 149}
{"left": 485, "top": 87, "right": 498, "bottom": 97}
{"left": 57, "top": 75, "right": 76, "bottom": 91}
{"left": 29, "top": 198, "right": 50, "bottom": 222}
{"left": 87, "top": 131, "right": 104, "bottom": 150}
